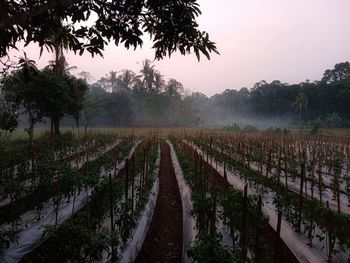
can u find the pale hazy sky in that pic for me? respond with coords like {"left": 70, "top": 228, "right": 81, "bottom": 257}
{"left": 9, "top": 0, "right": 350, "bottom": 96}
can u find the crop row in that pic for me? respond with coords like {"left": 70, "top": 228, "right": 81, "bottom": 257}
{"left": 185, "top": 132, "right": 350, "bottom": 262}
{"left": 19, "top": 136, "right": 159, "bottom": 262}
{"left": 170, "top": 137, "right": 298, "bottom": 263}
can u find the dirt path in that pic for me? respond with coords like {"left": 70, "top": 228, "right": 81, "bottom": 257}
{"left": 135, "top": 142, "right": 183, "bottom": 263}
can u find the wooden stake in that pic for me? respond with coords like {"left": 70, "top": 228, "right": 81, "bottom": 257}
{"left": 241, "top": 184, "right": 248, "bottom": 262}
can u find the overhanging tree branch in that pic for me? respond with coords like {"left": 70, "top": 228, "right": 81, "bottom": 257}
{"left": 0, "top": 0, "right": 219, "bottom": 61}
{"left": 0, "top": 0, "right": 77, "bottom": 29}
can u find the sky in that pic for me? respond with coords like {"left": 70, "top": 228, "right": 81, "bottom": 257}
{"left": 8, "top": 0, "right": 350, "bottom": 96}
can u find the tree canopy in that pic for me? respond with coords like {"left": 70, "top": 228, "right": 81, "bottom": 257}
{"left": 0, "top": 0, "right": 219, "bottom": 60}
{"left": 2, "top": 65, "right": 88, "bottom": 134}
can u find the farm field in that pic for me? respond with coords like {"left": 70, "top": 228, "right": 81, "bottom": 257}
{"left": 2, "top": 0, "right": 350, "bottom": 262}
{"left": 1, "top": 128, "right": 350, "bottom": 262}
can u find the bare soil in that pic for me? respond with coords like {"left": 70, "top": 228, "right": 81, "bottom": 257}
{"left": 135, "top": 141, "right": 183, "bottom": 263}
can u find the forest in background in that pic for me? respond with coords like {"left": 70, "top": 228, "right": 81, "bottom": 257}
{"left": 1, "top": 58, "right": 350, "bottom": 134}
{"left": 66, "top": 60, "right": 350, "bottom": 130}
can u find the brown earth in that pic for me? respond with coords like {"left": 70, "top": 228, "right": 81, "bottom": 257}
{"left": 135, "top": 141, "right": 183, "bottom": 263}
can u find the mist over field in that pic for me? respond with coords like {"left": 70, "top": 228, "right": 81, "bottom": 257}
{"left": 11, "top": 65, "right": 347, "bottom": 132}
{"left": 33, "top": 62, "right": 350, "bottom": 133}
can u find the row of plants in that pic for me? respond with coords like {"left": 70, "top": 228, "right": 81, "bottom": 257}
{"left": 212, "top": 132, "right": 350, "bottom": 211}
{"left": 189, "top": 133, "right": 350, "bottom": 262}
{"left": 0, "top": 131, "right": 116, "bottom": 189}
{"left": 0, "top": 137, "right": 138, "bottom": 259}
{"left": 188, "top": 131, "right": 350, "bottom": 213}
{"left": 0, "top": 132, "right": 104, "bottom": 254}
{"left": 0, "top": 134, "right": 127, "bottom": 227}
{"left": 0, "top": 131, "right": 95, "bottom": 171}
{"left": 20, "top": 135, "right": 159, "bottom": 262}
{"left": 171, "top": 137, "right": 297, "bottom": 263}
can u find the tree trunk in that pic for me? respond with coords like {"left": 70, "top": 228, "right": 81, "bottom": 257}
{"left": 53, "top": 116, "right": 60, "bottom": 135}
{"left": 50, "top": 117, "right": 54, "bottom": 138}
{"left": 254, "top": 196, "right": 262, "bottom": 262}
{"left": 274, "top": 211, "right": 283, "bottom": 263}
{"left": 241, "top": 184, "right": 248, "bottom": 262}
{"left": 109, "top": 173, "right": 116, "bottom": 260}
{"left": 298, "top": 161, "right": 305, "bottom": 232}
{"left": 28, "top": 111, "right": 34, "bottom": 151}
{"left": 75, "top": 113, "right": 80, "bottom": 135}
{"left": 299, "top": 105, "right": 302, "bottom": 131}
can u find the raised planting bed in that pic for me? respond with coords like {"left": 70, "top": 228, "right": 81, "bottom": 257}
{"left": 0, "top": 139, "right": 137, "bottom": 261}
{"left": 17, "top": 136, "right": 159, "bottom": 262}
{"left": 188, "top": 135, "right": 350, "bottom": 262}
{"left": 173, "top": 138, "right": 298, "bottom": 263}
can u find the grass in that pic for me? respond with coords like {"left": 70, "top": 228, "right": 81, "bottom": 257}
{"left": 288, "top": 127, "right": 350, "bottom": 136}
{"left": 4, "top": 126, "right": 350, "bottom": 143}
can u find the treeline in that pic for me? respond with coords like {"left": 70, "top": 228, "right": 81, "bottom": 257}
{"left": 81, "top": 59, "right": 196, "bottom": 127}
{"left": 1, "top": 58, "right": 350, "bottom": 134}
{"left": 212, "top": 61, "right": 350, "bottom": 127}
{"left": 83, "top": 61, "right": 350, "bottom": 129}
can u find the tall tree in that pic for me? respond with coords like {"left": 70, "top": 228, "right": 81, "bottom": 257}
{"left": 293, "top": 92, "right": 308, "bottom": 131}
{"left": 96, "top": 76, "right": 109, "bottom": 92}
{"left": 44, "top": 20, "right": 76, "bottom": 134}
{"left": 154, "top": 71, "right": 166, "bottom": 93}
{"left": 4, "top": 53, "right": 39, "bottom": 147}
{"left": 117, "top": 70, "right": 137, "bottom": 93}
{"left": 18, "top": 52, "right": 38, "bottom": 79}
{"left": 0, "top": 98, "right": 18, "bottom": 135}
{"left": 66, "top": 76, "right": 88, "bottom": 133}
{"left": 322, "top": 62, "right": 350, "bottom": 84}
{"left": 107, "top": 71, "right": 119, "bottom": 93}
{"left": 165, "top": 79, "right": 184, "bottom": 97}
{"left": 77, "top": 71, "right": 94, "bottom": 84}
{"left": 140, "top": 59, "right": 156, "bottom": 93}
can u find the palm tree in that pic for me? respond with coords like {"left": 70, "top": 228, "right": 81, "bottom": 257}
{"left": 44, "top": 23, "right": 77, "bottom": 76}
{"left": 154, "top": 71, "right": 165, "bottom": 93}
{"left": 292, "top": 92, "right": 308, "bottom": 131}
{"left": 107, "top": 71, "right": 119, "bottom": 92}
{"left": 43, "top": 20, "right": 73, "bottom": 135}
{"left": 18, "top": 52, "right": 38, "bottom": 146}
{"left": 14, "top": 53, "right": 39, "bottom": 173}
{"left": 117, "top": 69, "right": 137, "bottom": 92}
{"left": 139, "top": 59, "right": 155, "bottom": 93}
{"left": 18, "top": 52, "right": 37, "bottom": 80}
{"left": 46, "top": 58, "right": 77, "bottom": 76}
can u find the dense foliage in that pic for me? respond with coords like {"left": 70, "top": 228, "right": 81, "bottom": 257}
{"left": 0, "top": 0, "right": 218, "bottom": 60}
{"left": 75, "top": 61, "right": 350, "bottom": 129}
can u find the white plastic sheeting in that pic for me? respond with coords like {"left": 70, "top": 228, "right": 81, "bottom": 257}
{"left": 213, "top": 144, "right": 350, "bottom": 215}
{"left": 0, "top": 141, "right": 120, "bottom": 209}
{"left": 250, "top": 163, "right": 350, "bottom": 214}
{"left": 0, "top": 190, "right": 91, "bottom": 263}
{"left": 118, "top": 145, "right": 161, "bottom": 263}
{"left": 0, "top": 141, "right": 141, "bottom": 263}
{"left": 167, "top": 140, "right": 197, "bottom": 263}
{"left": 185, "top": 140, "right": 330, "bottom": 263}
{"left": 208, "top": 145, "right": 349, "bottom": 258}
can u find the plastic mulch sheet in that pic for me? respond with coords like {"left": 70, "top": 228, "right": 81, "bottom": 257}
{"left": 168, "top": 140, "right": 197, "bottom": 263}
